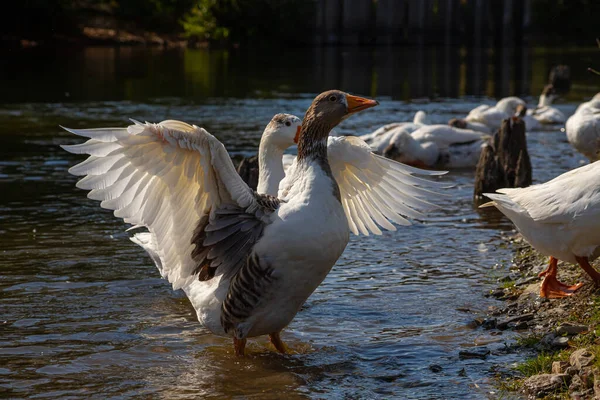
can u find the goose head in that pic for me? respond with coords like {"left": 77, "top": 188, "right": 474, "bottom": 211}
{"left": 303, "top": 90, "right": 379, "bottom": 136}
{"left": 298, "top": 90, "right": 378, "bottom": 159}
{"left": 261, "top": 113, "right": 302, "bottom": 149}
{"left": 448, "top": 118, "right": 468, "bottom": 129}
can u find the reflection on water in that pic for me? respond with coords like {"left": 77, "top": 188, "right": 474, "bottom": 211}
{"left": 0, "top": 44, "right": 597, "bottom": 399}
{"left": 1, "top": 44, "right": 599, "bottom": 103}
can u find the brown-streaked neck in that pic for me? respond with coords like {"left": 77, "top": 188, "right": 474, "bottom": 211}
{"left": 296, "top": 110, "right": 332, "bottom": 161}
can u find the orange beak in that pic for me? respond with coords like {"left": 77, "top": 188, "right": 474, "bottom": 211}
{"left": 293, "top": 125, "right": 301, "bottom": 144}
{"left": 346, "top": 94, "right": 379, "bottom": 114}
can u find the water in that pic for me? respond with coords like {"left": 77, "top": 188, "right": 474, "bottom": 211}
{"left": 1, "top": 45, "right": 599, "bottom": 399}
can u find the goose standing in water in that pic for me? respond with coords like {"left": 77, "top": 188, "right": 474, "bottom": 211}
{"left": 62, "top": 90, "right": 442, "bottom": 355}
{"left": 565, "top": 94, "right": 600, "bottom": 162}
{"left": 482, "top": 161, "right": 600, "bottom": 298}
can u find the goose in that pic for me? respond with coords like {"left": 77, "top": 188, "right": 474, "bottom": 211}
{"left": 452, "top": 97, "right": 526, "bottom": 133}
{"left": 447, "top": 119, "right": 492, "bottom": 134}
{"left": 526, "top": 84, "right": 566, "bottom": 125}
{"left": 61, "top": 90, "right": 444, "bottom": 356}
{"left": 565, "top": 95, "right": 600, "bottom": 162}
{"left": 481, "top": 161, "right": 600, "bottom": 298}
{"left": 573, "top": 93, "right": 600, "bottom": 114}
{"left": 381, "top": 125, "right": 489, "bottom": 169}
{"left": 361, "top": 110, "right": 429, "bottom": 154}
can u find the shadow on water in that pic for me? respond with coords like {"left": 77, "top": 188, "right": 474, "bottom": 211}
{"left": 0, "top": 43, "right": 598, "bottom": 398}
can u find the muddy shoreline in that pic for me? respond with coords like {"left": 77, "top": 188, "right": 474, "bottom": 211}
{"left": 484, "top": 235, "right": 600, "bottom": 399}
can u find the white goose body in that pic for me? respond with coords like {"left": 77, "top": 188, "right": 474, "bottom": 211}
{"left": 526, "top": 85, "right": 566, "bottom": 126}
{"left": 484, "top": 161, "right": 600, "bottom": 298}
{"left": 248, "top": 160, "right": 348, "bottom": 336}
{"left": 381, "top": 124, "right": 489, "bottom": 169}
{"left": 465, "top": 97, "right": 526, "bottom": 131}
{"left": 527, "top": 106, "right": 565, "bottom": 125}
{"left": 361, "top": 110, "right": 428, "bottom": 154}
{"left": 484, "top": 161, "right": 600, "bottom": 264}
{"left": 190, "top": 157, "right": 348, "bottom": 337}
{"left": 566, "top": 96, "right": 600, "bottom": 161}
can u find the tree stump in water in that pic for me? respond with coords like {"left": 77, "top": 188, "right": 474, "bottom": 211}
{"left": 236, "top": 155, "right": 259, "bottom": 190}
{"left": 473, "top": 117, "right": 532, "bottom": 201}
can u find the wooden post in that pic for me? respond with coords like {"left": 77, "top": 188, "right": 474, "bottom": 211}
{"left": 376, "top": 0, "right": 406, "bottom": 44}
{"left": 522, "top": 0, "right": 532, "bottom": 32}
{"left": 313, "top": 0, "right": 325, "bottom": 45}
{"left": 473, "top": 0, "right": 485, "bottom": 48}
{"left": 342, "top": 0, "right": 374, "bottom": 45}
{"left": 323, "top": 0, "right": 342, "bottom": 45}
{"left": 407, "top": 0, "right": 426, "bottom": 35}
{"left": 474, "top": 117, "right": 532, "bottom": 200}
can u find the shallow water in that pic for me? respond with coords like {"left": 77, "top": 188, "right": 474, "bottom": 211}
{"left": 1, "top": 45, "right": 599, "bottom": 399}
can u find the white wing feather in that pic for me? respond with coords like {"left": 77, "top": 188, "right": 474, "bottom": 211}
{"left": 495, "top": 161, "right": 600, "bottom": 225}
{"left": 326, "top": 136, "right": 446, "bottom": 236}
{"left": 62, "top": 120, "right": 255, "bottom": 289}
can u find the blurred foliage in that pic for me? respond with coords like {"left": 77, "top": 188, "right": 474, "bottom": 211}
{"left": 180, "top": 0, "right": 315, "bottom": 44}
{"left": 3, "top": 0, "right": 314, "bottom": 44}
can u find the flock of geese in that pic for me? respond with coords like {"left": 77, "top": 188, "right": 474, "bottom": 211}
{"left": 61, "top": 88, "right": 600, "bottom": 356}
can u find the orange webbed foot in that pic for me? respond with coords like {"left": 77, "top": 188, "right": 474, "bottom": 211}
{"left": 540, "top": 274, "right": 583, "bottom": 298}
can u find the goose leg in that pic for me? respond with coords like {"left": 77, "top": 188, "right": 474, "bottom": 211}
{"left": 233, "top": 337, "right": 246, "bottom": 357}
{"left": 539, "top": 256, "right": 583, "bottom": 298}
{"left": 538, "top": 256, "right": 555, "bottom": 278}
{"left": 269, "top": 332, "right": 287, "bottom": 354}
{"left": 575, "top": 256, "right": 600, "bottom": 285}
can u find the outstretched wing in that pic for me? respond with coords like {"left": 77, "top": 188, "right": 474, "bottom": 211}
{"left": 326, "top": 136, "right": 447, "bottom": 236}
{"left": 62, "top": 120, "right": 272, "bottom": 289}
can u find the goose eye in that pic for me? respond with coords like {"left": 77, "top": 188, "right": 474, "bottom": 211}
{"left": 329, "top": 95, "right": 337, "bottom": 102}
{"left": 285, "top": 121, "right": 291, "bottom": 127}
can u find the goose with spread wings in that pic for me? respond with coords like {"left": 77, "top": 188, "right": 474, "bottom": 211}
{"left": 62, "top": 90, "right": 444, "bottom": 356}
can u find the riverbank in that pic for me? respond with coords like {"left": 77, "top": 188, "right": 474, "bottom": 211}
{"left": 1, "top": 28, "right": 188, "bottom": 49}
{"left": 486, "top": 236, "right": 600, "bottom": 399}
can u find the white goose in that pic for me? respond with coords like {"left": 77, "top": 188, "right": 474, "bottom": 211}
{"left": 526, "top": 84, "right": 566, "bottom": 125}
{"left": 62, "top": 90, "right": 444, "bottom": 355}
{"left": 566, "top": 94, "right": 600, "bottom": 162}
{"left": 361, "top": 110, "right": 429, "bottom": 154}
{"left": 448, "top": 118, "right": 492, "bottom": 134}
{"left": 381, "top": 125, "right": 489, "bottom": 169}
{"left": 452, "top": 97, "right": 526, "bottom": 133}
{"left": 482, "top": 161, "right": 600, "bottom": 298}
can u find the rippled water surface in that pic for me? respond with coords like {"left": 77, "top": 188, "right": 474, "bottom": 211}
{"left": 1, "top": 45, "right": 599, "bottom": 399}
